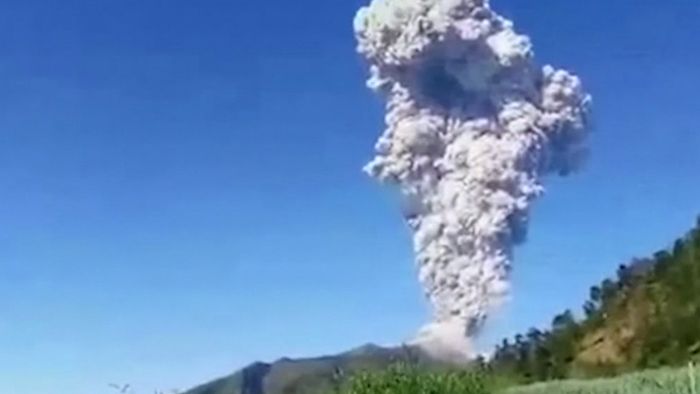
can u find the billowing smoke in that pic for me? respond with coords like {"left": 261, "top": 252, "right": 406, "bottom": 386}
{"left": 354, "top": 0, "right": 591, "bottom": 360}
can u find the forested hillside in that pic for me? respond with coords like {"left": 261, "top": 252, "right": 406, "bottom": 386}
{"left": 490, "top": 217, "right": 700, "bottom": 382}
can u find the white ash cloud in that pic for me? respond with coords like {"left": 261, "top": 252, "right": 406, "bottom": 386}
{"left": 354, "top": 0, "right": 591, "bottom": 360}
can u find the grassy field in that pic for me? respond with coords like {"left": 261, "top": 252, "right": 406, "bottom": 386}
{"left": 504, "top": 364, "right": 699, "bottom": 394}
{"left": 339, "top": 363, "right": 700, "bottom": 394}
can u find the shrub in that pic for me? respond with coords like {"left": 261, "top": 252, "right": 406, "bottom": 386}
{"left": 340, "top": 363, "right": 492, "bottom": 394}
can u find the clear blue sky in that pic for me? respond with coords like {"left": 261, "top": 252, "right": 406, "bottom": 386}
{"left": 0, "top": 1, "right": 699, "bottom": 393}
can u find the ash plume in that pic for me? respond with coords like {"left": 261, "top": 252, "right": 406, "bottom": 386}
{"left": 354, "top": 0, "right": 591, "bottom": 360}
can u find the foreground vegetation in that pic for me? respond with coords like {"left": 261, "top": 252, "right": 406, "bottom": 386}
{"left": 340, "top": 364, "right": 496, "bottom": 394}
{"left": 340, "top": 363, "right": 700, "bottom": 394}
{"left": 505, "top": 364, "right": 699, "bottom": 394}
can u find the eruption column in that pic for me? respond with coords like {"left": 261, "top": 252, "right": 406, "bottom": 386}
{"left": 354, "top": 0, "right": 591, "bottom": 360}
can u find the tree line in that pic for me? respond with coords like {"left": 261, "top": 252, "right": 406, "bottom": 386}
{"left": 488, "top": 216, "right": 700, "bottom": 383}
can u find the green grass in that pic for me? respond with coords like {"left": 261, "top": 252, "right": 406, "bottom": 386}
{"left": 339, "top": 363, "right": 700, "bottom": 394}
{"left": 505, "top": 363, "right": 699, "bottom": 394}
{"left": 340, "top": 363, "right": 493, "bottom": 394}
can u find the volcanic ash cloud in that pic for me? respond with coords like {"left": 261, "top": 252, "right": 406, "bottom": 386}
{"left": 354, "top": 0, "right": 591, "bottom": 360}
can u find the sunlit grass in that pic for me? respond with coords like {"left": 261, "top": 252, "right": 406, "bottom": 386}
{"left": 336, "top": 363, "right": 700, "bottom": 394}
{"left": 505, "top": 363, "right": 699, "bottom": 394}
{"left": 339, "top": 363, "right": 493, "bottom": 394}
